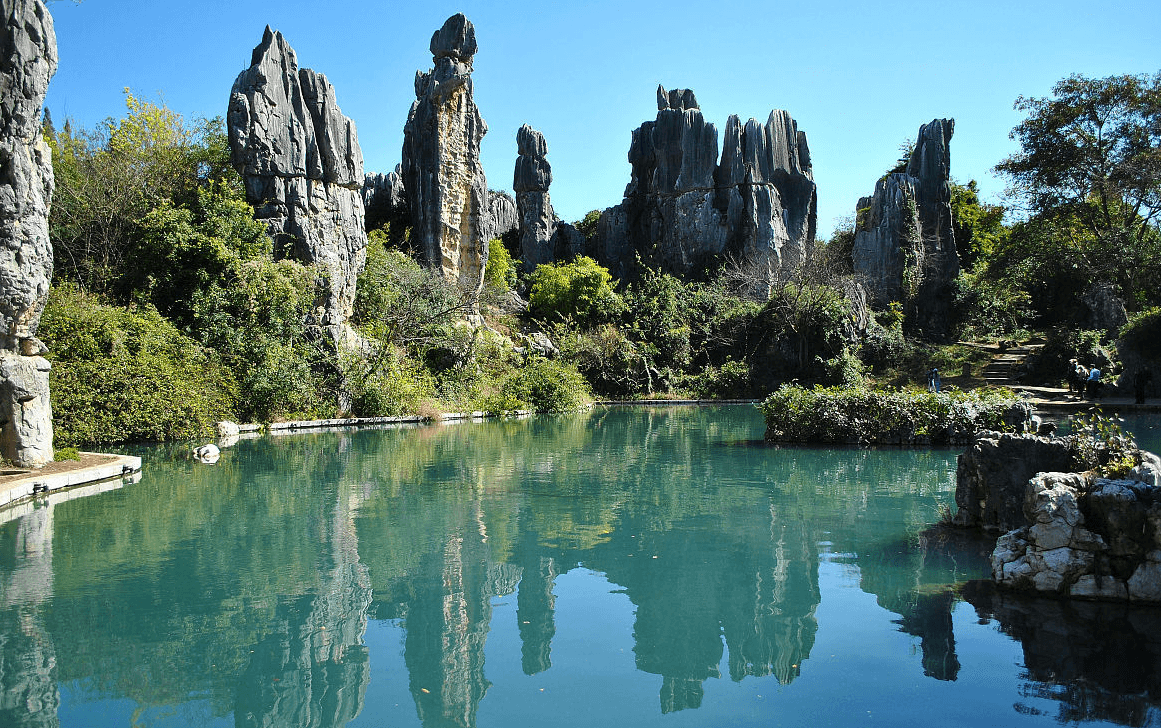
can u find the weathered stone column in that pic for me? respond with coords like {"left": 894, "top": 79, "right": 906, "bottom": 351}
{"left": 401, "top": 13, "right": 490, "bottom": 300}
{"left": 0, "top": 0, "right": 57, "bottom": 468}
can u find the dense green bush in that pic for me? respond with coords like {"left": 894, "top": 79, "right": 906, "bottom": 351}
{"left": 759, "top": 384, "right": 1027, "bottom": 445}
{"left": 484, "top": 237, "right": 517, "bottom": 293}
{"left": 1120, "top": 307, "right": 1161, "bottom": 360}
{"left": 529, "top": 256, "right": 622, "bottom": 326}
{"left": 40, "top": 285, "right": 237, "bottom": 445}
{"left": 490, "top": 357, "right": 591, "bottom": 413}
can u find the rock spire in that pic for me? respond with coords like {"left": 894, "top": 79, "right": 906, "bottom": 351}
{"left": 401, "top": 13, "right": 490, "bottom": 298}
{"left": 227, "top": 26, "right": 367, "bottom": 344}
{"left": 0, "top": 0, "right": 57, "bottom": 467}
{"left": 851, "top": 118, "right": 959, "bottom": 338}
{"left": 513, "top": 125, "right": 583, "bottom": 271}
{"left": 594, "top": 86, "right": 817, "bottom": 288}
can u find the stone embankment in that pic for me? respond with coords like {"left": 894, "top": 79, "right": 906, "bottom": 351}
{"left": 954, "top": 431, "right": 1161, "bottom": 602}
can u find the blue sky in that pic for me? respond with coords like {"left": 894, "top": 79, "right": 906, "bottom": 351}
{"left": 44, "top": 0, "right": 1159, "bottom": 239}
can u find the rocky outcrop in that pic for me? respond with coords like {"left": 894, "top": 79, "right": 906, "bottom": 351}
{"left": 512, "top": 125, "right": 583, "bottom": 271}
{"left": 361, "top": 165, "right": 407, "bottom": 234}
{"left": 401, "top": 13, "right": 490, "bottom": 299}
{"left": 0, "top": 0, "right": 56, "bottom": 468}
{"left": 852, "top": 119, "right": 959, "bottom": 338}
{"left": 594, "top": 87, "right": 816, "bottom": 288}
{"left": 481, "top": 189, "right": 518, "bottom": 246}
{"left": 991, "top": 461, "right": 1161, "bottom": 601}
{"left": 953, "top": 433, "right": 1076, "bottom": 531}
{"left": 227, "top": 27, "right": 367, "bottom": 343}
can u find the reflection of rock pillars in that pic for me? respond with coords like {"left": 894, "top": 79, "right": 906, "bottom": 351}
{"left": 964, "top": 580, "right": 1161, "bottom": 725}
{"left": 236, "top": 480, "right": 372, "bottom": 728}
{"left": 894, "top": 591, "right": 960, "bottom": 681}
{"left": 517, "top": 556, "right": 557, "bottom": 675}
{"left": 0, "top": 504, "right": 60, "bottom": 728}
{"left": 405, "top": 530, "right": 520, "bottom": 728}
{"left": 721, "top": 519, "right": 820, "bottom": 685}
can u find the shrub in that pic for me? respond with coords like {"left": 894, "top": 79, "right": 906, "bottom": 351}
{"left": 493, "top": 357, "right": 591, "bottom": 413}
{"left": 759, "top": 384, "right": 1028, "bottom": 445}
{"left": 529, "top": 256, "right": 622, "bottom": 326}
{"left": 40, "top": 285, "right": 237, "bottom": 445}
{"left": 484, "top": 238, "right": 517, "bottom": 292}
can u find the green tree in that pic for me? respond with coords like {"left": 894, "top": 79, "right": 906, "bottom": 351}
{"left": 994, "top": 72, "right": 1161, "bottom": 310}
{"left": 48, "top": 92, "right": 240, "bottom": 293}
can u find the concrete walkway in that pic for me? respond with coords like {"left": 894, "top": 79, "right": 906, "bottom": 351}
{"left": 0, "top": 452, "right": 142, "bottom": 512}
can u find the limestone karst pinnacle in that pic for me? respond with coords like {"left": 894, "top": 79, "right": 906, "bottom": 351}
{"left": 851, "top": 118, "right": 958, "bottom": 338}
{"left": 401, "top": 13, "right": 491, "bottom": 300}
{"left": 0, "top": 0, "right": 57, "bottom": 467}
{"left": 227, "top": 26, "right": 368, "bottom": 345}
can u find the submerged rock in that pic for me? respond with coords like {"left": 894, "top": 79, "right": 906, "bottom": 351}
{"left": 227, "top": 26, "right": 367, "bottom": 343}
{"left": 0, "top": 0, "right": 57, "bottom": 467}
{"left": 401, "top": 13, "right": 490, "bottom": 300}
{"left": 852, "top": 119, "right": 959, "bottom": 338}
{"left": 593, "top": 86, "right": 816, "bottom": 288}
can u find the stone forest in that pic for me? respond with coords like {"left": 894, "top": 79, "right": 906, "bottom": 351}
{"left": 3, "top": 1, "right": 1161, "bottom": 726}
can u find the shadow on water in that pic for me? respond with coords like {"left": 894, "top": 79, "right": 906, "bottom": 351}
{"left": 3, "top": 406, "right": 1161, "bottom": 727}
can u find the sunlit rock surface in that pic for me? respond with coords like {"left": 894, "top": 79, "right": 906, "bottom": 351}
{"left": 594, "top": 86, "right": 816, "bottom": 288}
{"left": 227, "top": 26, "right": 367, "bottom": 343}
{"left": 977, "top": 447, "right": 1161, "bottom": 601}
{"left": 852, "top": 118, "right": 959, "bottom": 338}
{"left": 401, "top": 13, "right": 490, "bottom": 299}
{"left": 0, "top": 0, "right": 56, "bottom": 467}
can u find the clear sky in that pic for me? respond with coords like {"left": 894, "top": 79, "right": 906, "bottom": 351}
{"left": 43, "top": 0, "right": 1160, "bottom": 239}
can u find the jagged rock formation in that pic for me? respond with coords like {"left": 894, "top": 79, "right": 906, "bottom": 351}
{"left": 852, "top": 118, "right": 959, "bottom": 338}
{"left": 482, "top": 189, "right": 518, "bottom": 245}
{"left": 401, "top": 13, "right": 490, "bottom": 298}
{"left": 594, "top": 86, "right": 816, "bottom": 287}
{"left": 992, "top": 465, "right": 1161, "bottom": 601}
{"left": 513, "top": 125, "right": 583, "bottom": 271}
{"left": 361, "top": 165, "right": 407, "bottom": 234}
{"left": 953, "top": 432, "right": 1076, "bottom": 531}
{"left": 0, "top": 0, "right": 56, "bottom": 468}
{"left": 227, "top": 27, "right": 367, "bottom": 343}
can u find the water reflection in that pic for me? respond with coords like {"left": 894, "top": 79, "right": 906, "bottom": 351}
{"left": 1, "top": 407, "right": 1159, "bottom": 727}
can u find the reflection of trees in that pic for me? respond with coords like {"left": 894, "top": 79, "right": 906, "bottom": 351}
{"left": 964, "top": 581, "right": 1161, "bottom": 727}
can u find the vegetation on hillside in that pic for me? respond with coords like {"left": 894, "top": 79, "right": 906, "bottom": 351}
{"left": 35, "top": 70, "right": 1161, "bottom": 445}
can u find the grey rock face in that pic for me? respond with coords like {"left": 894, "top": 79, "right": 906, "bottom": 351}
{"left": 401, "top": 13, "right": 490, "bottom": 298}
{"left": 852, "top": 118, "right": 959, "bottom": 338}
{"left": 362, "top": 165, "right": 408, "bottom": 233}
{"left": 953, "top": 432, "right": 1075, "bottom": 532}
{"left": 228, "top": 27, "right": 367, "bottom": 341}
{"left": 991, "top": 470, "right": 1161, "bottom": 602}
{"left": 0, "top": 0, "right": 56, "bottom": 467}
{"left": 482, "top": 189, "right": 518, "bottom": 245}
{"left": 514, "top": 125, "right": 561, "bottom": 271}
{"left": 595, "top": 86, "right": 816, "bottom": 286}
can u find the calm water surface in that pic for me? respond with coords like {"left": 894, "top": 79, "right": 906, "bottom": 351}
{"left": 3, "top": 405, "right": 1161, "bottom": 727}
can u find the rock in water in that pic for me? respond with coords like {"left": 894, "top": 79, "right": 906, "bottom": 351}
{"left": 0, "top": 0, "right": 56, "bottom": 468}
{"left": 401, "top": 13, "right": 490, "bottom": 300}
{"left": 852, "top": 118, "right": 959, "bottom": 338}
{"left": 595, "top": 87, "right": 816, "bottom": 288}
{"left": 227, "top": 27, "right": 367, "bottom": 344}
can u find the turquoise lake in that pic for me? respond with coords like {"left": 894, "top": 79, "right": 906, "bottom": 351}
{"left": 3, "top": 405, "right": 1161, "bottom": 727}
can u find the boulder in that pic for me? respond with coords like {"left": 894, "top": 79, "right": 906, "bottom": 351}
{"left": 0, "top": 0, "right": 57, "bottom": 467}
{"left": 852, "top": 119, "right": 959, "bottom": 339}
{"left": 228, "top": 27, "right": 367, "bottom": 343}
{"left": 592, "top": 87, "right": 816, "bottom": 287}
{"left": 953, "top": 432, "right": 1075, "bottom": 531}
{"left": 990, "top": 471, "right": 1161, "bottom": 602}
{"left": 401, "top": 13, "right": 490, "bottom": 301}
